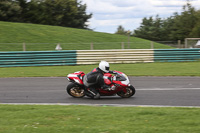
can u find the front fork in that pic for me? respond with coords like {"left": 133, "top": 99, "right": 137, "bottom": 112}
{"left": 122, "top": 84, "right": 131, "bottom": 93}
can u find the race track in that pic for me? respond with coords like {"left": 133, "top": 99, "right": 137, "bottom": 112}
{"left": 0, "top": 77, "right": 200, "bottom": 107}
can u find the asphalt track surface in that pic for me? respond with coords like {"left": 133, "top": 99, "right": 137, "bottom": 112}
{"left": 0, "top": 77, "right": 200, "bottom": 107}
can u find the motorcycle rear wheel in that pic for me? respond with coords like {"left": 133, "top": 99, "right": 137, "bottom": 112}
{"left": 117, "top": 85, "right": 136, "bottom": 98}
{"left": 66, "top": 83, "right": 85, "bottom": 98}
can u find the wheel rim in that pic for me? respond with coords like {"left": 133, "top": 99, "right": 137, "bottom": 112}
{"left": 118, "top": 87, "right": 133, "bottom": 98}
{"left": 70, "top": 87, "right": 85, "bottom": 97}
{"left": 124, "top": 87, "right": 133, "bottom": 97}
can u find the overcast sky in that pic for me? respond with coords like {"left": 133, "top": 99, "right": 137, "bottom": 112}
{"left": 81, "top": 0, "right": 200, "bottom": 34}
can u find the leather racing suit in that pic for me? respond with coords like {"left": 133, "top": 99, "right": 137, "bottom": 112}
{"left": 83, "top": 67, "right": 110, "bottom": 98}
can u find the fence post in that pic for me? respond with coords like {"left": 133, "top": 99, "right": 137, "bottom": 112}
{"left": 178, "top": 40, "right": 181, "bottom": 48}
{"left": 127, "top": 30, "right": 131, "bottom": 49}
{"left": 23, "top": 43, "right": 26, "bottom": 51}
{"left": 151, "top": 41, "right": 154, "bottom": 49}
{"left": 121, "top": 42, "right": 124, "bottom": 49}
{"left": 90, "top": 42, "right": 93, "bottom": 50}
{"left": 128, "top": 36, "right": 130, "bottom": 49}
{"left": 185, "top": 38, "right": 187, "bottom": 48}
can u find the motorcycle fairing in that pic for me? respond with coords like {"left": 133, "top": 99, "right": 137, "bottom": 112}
{"left": 67, "top": 71, "right": 85, "bottom": 85}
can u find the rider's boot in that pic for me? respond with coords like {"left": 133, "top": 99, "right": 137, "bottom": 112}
{"left": 85, "top": 88, "right": 100, "bottom": 99}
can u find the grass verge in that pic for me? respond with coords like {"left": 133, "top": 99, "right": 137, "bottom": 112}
{"left": 0, "top": 105, "right": 200, "bottom": 133}
{"left": 0, "top": 21, "right": 172, "bottom": 51}
{"left": 0, "top": 62, "right": 200, "bottom": 77}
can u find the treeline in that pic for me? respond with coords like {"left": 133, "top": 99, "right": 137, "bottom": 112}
{"left": 0, "top": 0, "right": 92, "bottom": 29}
{"left": 116, "top": 2, "right": 200, "bottom": 41}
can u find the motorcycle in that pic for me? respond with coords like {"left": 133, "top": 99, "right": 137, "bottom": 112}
{"left": 66, "top": 70, "right": 136, "bottom": 98}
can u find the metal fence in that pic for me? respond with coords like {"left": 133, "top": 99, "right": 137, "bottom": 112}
{"left": 0, "top": 41, "right": 184, "bottom": 51}
{"left": 155, "top": 41, "right": 183, "bottom": 48}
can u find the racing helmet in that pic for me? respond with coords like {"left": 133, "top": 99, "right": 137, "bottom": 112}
{"left": 99, "top": 61, "right": 109, "bottom": 73}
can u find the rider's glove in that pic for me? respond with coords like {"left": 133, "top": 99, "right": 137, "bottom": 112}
{"left": 109, "top": 71, "right": 117, "bottom": 74}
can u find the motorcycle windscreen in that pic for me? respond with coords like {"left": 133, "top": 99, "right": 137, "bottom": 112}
{"left": 116, "top": 75, "right": 126, "bottom": 81}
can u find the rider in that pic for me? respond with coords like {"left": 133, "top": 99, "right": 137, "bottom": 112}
{"left": 83, "top": 61, "right": 114, "bottom": 99}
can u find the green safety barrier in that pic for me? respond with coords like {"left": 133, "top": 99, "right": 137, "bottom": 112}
{"left": 154, "top": 49, "right": 200, "bottom": 62}
{"left": 0, "top": 50, "right": 76, "bottom": 67}
{"left": 0, "top": 49, "right": 200, "bottom": 67}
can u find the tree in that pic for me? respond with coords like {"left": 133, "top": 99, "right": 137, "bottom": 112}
{"left": 161, "top": 16, "right": 175, "bottom": 41}
{"left": 150, "top": 15, "right": 164, "bottom": 41}
{"left": 133, "top": 1, "right": 200, "bottom": 41}
{"left": 169, "top": 2, "right": 198, "bottom": 41}
{"left": 133, "top": 16, "right": 155, "bottom": 40}
{"left": 73, "top": 2, "right": 92, "bottom": 29}
{"left": 189, "top": 9, "right": 200, "bottom": 37}
{"left": 56, "top": 0, "right": 92, "bottom": 29}
{"left": 0, "top": 0, "right": 22, "bottom": 22}
{"left": 23, "top": 0, "right": 46, "bottom": 24}
{"left": 0, "top": 0, "right": 92, "bottom": 29}
{"left": 115, "top": 25, "right": 126, "bottom": 35}
{"left": 16, "top": 0, "right": 27, "bottom": 21}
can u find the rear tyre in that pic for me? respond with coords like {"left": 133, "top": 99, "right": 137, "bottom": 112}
{"left": 117, "top": 85, "right": 136, "bottom": 98}
{"left": 66, "top": 83, "right": 85, "bottom": 98}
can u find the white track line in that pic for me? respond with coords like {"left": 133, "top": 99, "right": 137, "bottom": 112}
{"left": 1, "top": 103, "right": 200, "bottom": 108}
{"left": 137, "top": 88, "right": 200, "bottom": 91}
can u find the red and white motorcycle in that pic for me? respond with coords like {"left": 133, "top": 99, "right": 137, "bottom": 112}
{"left": 66, "top": 71, "right": 136, "bottom": 98}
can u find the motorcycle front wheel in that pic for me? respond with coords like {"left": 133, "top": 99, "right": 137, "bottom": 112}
{"left": 66, "top": 83, "right": 85, "bottom": 98}
{"left": 117, "top": 85, "right": 136, "bottom": 98}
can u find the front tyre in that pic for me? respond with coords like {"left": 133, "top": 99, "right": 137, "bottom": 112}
{"left": 117, "top": 85, "right": 136, "bottom": 98}
{"left": 66, "top": 83, "right": 85, "bottom": 98}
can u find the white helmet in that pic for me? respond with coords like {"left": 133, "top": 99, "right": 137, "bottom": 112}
{"left": 99, "top": 61, "right": 109, "bottom": 73}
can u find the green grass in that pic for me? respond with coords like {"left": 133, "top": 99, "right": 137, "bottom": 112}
{"left": 0, "top": 62, "right": 200, "bottom": 77}
{"left": 0, "top": 21, "right": 172, "bottom": 51}
{"left": 0, "top": 105, "right": 200, "bottom": 133}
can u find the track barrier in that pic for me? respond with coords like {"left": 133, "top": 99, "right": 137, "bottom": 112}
{"left": 0, "top": 49, "right": 200, "bottom": 67}
{"left": 154, "top": 49, "right": 200, "bottom": 62}
{"left": 0, "top": 50, "right": 76, "bottom": 67}
{"left": 76, "top": 49, "right": 154, "bottom": 64}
